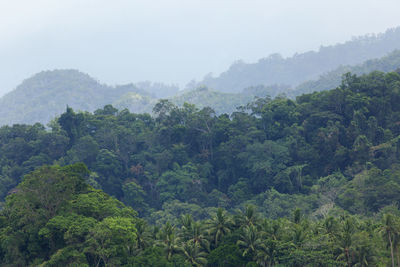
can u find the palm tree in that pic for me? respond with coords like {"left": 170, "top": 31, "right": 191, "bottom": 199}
{"left": 185, "top": 221, "right": 210, "bottom": 252}
{"left": 158, "top": 222, "right": 182, "bottom": 260}
{"left": 323, "top": 216, "right": 338, "bottom": 238}
{"left": 291, "top": 224, "right": 307, "bottom": 248}
{"left": 164, "top": 233, "right": 182, "bottom": 260}
{"left": 336, "top": 217, "right": 356, "bottom": 267}
{"left": 237, "top": 225, "right": 263, "bottom": 258}
{"left": 151, "top": 225, "right": 160, "bottom": 240}
{"left": 393, "top": 230, "right": 400, "bottom": 267}
{"left": 159, "top": 221, "right": 175, "bottom": 238}
{"left": 235, "top": 205, "right": 259, "bottom": 228}
{"left": 320, "top": 216, "right": 339, "bottom": 260}
{"left": 255, "top": 219, "right": 282, "bottom": 266}
{"left": 207, "top": 208, "right": 233, "bottom": 246}
{"left": 180, "top": 214, "right": 194, "bottom": 239}
{"left": 293, "top": 208, "right": 302, "bottom": 224}
{"left": 379, "top": 214, "right": 398, "bottom": 267}
{"left": 182, "top": 242, "right": 208, "bottom": 267}
{"left": 260, "top": 219, "right": 281, "bottom": 241}
{"left": 352, "top": 231, "right": 376, "bottom": 267}
{"left": 135, "top": 220, "right": 152, "bottom": 252}
{"left": 256, "top": 239, "right": 279, "bottom": 267}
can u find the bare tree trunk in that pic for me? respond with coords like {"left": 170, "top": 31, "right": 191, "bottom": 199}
{"left": 397, "top": 246, "right": 400, "bottom": 267}
{"left": 345, "top": 248, "right": 351, "bottom": 267}
{"left": 389, "top": 233, "right": 395, "bottom": 267}
{"left": 96, "top": 258, "right": 101, "bottom": 267}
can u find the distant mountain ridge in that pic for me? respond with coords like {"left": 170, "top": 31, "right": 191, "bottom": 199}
{"left": 0, "top": 70, "right": 158, "bottom": 125}
{"left": 193, "top": 27, "right": 400, "bottom": 92}
{"left": 2, "top": 27, "right": 400, "bottom": 126}
{"left": 172, "top": 50, "right": 400, "bottom": 113}
{"left": 289, "top": 49, "right": 400, "bottom": 97}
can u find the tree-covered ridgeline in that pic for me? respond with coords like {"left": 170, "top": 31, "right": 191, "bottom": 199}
{"left": 1, "top": 70, "right": 400, "bottom": 265}
{"left": 2, "top": 46, "right": 400, "bottom": 127}
{"left": 192, "top": 27, "right": 400, "bottom": 93}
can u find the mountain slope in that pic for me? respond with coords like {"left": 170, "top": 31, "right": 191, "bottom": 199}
{"left": 170, "top": 87, "right": 252, "bottom": 114}
{"left": 113, "top": 92, "right": 156, "bottom": 114}
{"left": 170, "top": 84, "right": 290, "bottom": 114}
{"left": 193, "top": 27, "right": 400, "bottom": 92}
{"left": 0, "top": 69, "right": 153, "bottom": 125}
{"left": 171, "top": 49, "right": 400, "bottom": 114}
{"left": 291, "top": 49, "right": 400, "bottom": 96}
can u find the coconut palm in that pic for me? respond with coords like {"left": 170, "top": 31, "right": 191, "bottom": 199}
{"left": 180, "top": 214, "right": 194, "bottom": 239}
{"left": 151, "top": 225, "right": 160, "bottom": 240}
{"left": 319, "top": 216, "right": 339, "bottom": 259}
{"left": 260, "top": 219, "right": 281, "bottom": 241}
{"left": 207, "top": 208, "right": 233, "bottom": 246}
{"left": 293, "top": 208, "right": 302, "bottom": 224}
{"left": 158, "top": 222, "right": 182, "bottom": 260}
{"left": 393, "top": 230, "right": 400, "bottom": 267}
{"left": 291, "top": 224, "right": 307, "bottom": 248}
{"left": 185, "top": 221, "right": 210, "bottom": 252}
{"left": 235, "top": 205, "right": 260, "bottom": 228}
{"left": 323, "top": 216, "right": 339, "bottom": 238}
{"left": 135, "top": 220, "right": 152, "bottom": 252}
{"left": 237, "top": 225, "right": 263, "bottom": 258}
{"left": 336, "top": 217, "right": 356, "bottom": 267}
{"left": 379, "top": 213, "right": 399, "bottom": 267}
{"left": 256, "top": 239, "right": 279, "bottom": 267}
{"left": 182, "top": 242, "right": 208, "bottom": 267}
{"left": 352, "top": 231, "right": 376, "bottom": 267}
{"left": 254, "top": 219, "right": 281, "bottom": 266}
{"left": 163, "top": 233, "right": 182, "bottom": 260}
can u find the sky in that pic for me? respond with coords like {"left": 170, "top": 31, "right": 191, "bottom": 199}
{"left": 0, "top": 0, "right": 400, "bottom": 96}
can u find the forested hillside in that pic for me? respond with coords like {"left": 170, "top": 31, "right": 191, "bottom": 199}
{"left": 1, "top": 70, "right": 400, "bottom": 265}
{"left": 0, "top": 164, "right": 398, "bottom": 266}
{"left": 193, "top": 27, "right": 400, "bottom": 92}
{"left": 170, "top": 85, "right": 289, "bottom": 115}
{"left": 292, "top": 49, "right": 400, "bottom": 96}
{"left": 173, "top": 50, "right": 400, "bottom": 114}
{"left": 0, "top": 70, "right": 179, "bottom": 126}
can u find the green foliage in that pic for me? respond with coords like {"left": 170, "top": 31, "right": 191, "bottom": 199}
{"left": 207, "top": 244, "right": 245, "bottom": 267}
{"left": 129, "top": 246, "right": 175, "bottom": 266}
{"left": 2, "top": 71, "right": 400, "bottom": 220}
{"left": 0, "top": 164, "right": 400, "bottom": 265}
{"left": 156, "top": 163, "right": 207, "bottom": 204}
{"left": 2, "top": 70, "right": 400, "bottom": 265}
{"left": 84, "top": 217, "right": 137, "bottom": 266}
{"left": 123, "top": 181, "right": 149, "bottom": 216}
{"left": 0, "top": 164, "right": 138, "bottom": 266}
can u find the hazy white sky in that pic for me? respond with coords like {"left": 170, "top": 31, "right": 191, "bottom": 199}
{"left": 0, "top": 0, "right": 400, "bottom": 95}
